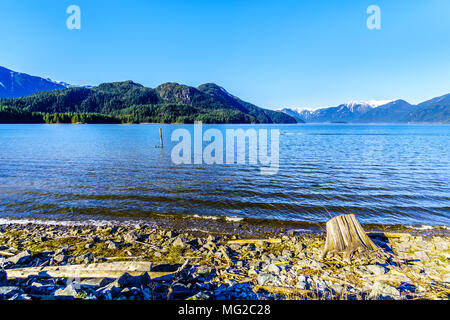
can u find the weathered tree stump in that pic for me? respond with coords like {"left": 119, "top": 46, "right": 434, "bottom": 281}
{"left": 320, "top": 214, "right": 379, "bottom": 263}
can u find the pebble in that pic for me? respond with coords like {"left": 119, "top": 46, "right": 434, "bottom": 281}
{"left": 257, "top": 273, "right": 282, "bottom": 286}
{"left": 116, "top": 272, "right": 151, "bottom": 288}
{"left": 369, "top": 281, "right": 401, "bottom": 300}
{"left": 0, "top": 286, "right": 24, "bottom": 300}
{"left": 366, "top": 264, "right": 386, "bottom": 276}
{"left": 55, "top": 283, "right": 83, "bottom": 299}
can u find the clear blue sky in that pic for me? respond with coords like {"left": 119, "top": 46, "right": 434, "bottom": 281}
{"left": 1, "top": 0, "right": 449, "bottom": 109}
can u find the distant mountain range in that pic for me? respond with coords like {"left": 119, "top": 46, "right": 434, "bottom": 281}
{"left": 0, "top": 66, "right": 295, "bottom": 124}
{"left": 1, "top": 66, "right": 448, "bottom": 123}
{"left": 0, "top": 66, "right": 72, "bottom": 99}
{"left": 281, "top": 96, "right": 450, "bottom": 124}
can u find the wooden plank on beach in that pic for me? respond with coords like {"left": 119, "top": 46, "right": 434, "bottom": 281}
{"left": 384, "top": 232, "right": 412, "bottom": 238}
{"left": 227, "top": 239, "right": 282, "bottom": 245}
{"left": 0, "top": 251, "right": 15, "bottom": 257}
{"left": 368, "top": 232, "right": 412, "bottom": 238}
{"left": 5, "top": 261, "right": 174, "bottom": 279}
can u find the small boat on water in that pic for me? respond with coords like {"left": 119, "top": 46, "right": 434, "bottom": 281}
{"left": 280, "top": 132, "right": 288, "bottom": 135}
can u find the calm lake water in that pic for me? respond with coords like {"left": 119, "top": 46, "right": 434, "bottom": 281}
{"left": 0, "top": 124, "right": 449, "bottom": 227}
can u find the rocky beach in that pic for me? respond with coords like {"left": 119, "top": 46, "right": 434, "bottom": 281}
{"left": 0, "top": 221, "right": 448, "bottom": 301}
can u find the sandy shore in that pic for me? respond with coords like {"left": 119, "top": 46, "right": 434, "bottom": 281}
{"left": 0, "top": 221, "right": 449, "bottom": 300}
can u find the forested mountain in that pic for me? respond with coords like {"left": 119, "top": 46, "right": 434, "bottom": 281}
{"left": 357, "top": 100, "right": 416, "bottom": 123}
{"left": 0, "top": 80, "right": 296, "bottom": 124}
{"left": 2, "top": 65, "right": 448, "bottom": 124}
{"left": 405, "top": 93, "right": 450, "bottom": 123}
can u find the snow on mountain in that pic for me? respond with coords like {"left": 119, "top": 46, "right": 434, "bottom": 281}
{"left": 46, "top": 78, "right": 72, "bottom": 88}
{"left": 280, "top": 100, "right": 400, "bottom": 123}
{"left": 0, "top": 66, "right": 70, "bottom": 98}
{"left": 343, "top": 100, "right": 394, "bottom": 109}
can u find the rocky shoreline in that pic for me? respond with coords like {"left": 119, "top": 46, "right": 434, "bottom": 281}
{"left": 0, "top": 222, "right": 449, "bottom": 300}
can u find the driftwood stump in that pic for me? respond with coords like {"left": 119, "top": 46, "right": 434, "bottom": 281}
{"left": 320, "top": 214, "right": 378, "bottom": 263}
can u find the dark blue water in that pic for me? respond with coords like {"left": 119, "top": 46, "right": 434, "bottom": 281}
{"left": 0, "top": 124, "right": 449, "bottom": 226}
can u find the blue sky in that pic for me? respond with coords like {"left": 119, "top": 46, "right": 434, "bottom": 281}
{"left": 1, "top": 0, "right": 449, "bottom": 109}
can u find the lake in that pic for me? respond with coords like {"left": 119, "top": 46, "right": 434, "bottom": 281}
{"left": 0, "top": 124, "right": 449, "bottom": 227}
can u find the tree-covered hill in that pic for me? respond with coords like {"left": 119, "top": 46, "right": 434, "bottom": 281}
{"left": 0, "top": 81, "right": 297, "bottom": 124}
{"left": 407, "top": 93, "right": 450, "bottom": 123}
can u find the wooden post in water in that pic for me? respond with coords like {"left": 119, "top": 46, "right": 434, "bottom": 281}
{"left": 320, "top": 214, "right": 379, "bottom": 263}
{"left": 159, "top": 128, "right": 163, "bottom": 148}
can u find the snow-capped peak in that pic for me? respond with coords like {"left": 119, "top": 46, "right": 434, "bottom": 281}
{"left": 281, "top": 107, "right": 316, "bottom": 113}
{"left": 46, "top": 78, "right": 72, "bottom": 88}
{"left": 344, "top": 100, "right": 394, "bottom": 108}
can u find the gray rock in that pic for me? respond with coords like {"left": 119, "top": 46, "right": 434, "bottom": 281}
{"left": 6, "top": 250, "right": 32, "bottom": 265}
{"left": 170, "top": 283, "right": 193, "bottom": 299}
{"left": 188, "top": 239, "right": 201, "bottom": 248}
{"left": 117, "top": 272, "right": 151, "bottom": 288}
{"left": 124, "top": 231, "right": 139, "bottom": 243}
{"left": 369, "top": 281, "right": 401, "bottom": 300}
{"left": 172, "top": 236, "right": 189, "bottom": 248}
{"left": 366, "top": 264, "right": 386, "bottom": 276}
{"left": 413, "top": 251, "right": 430, "bottom": 262}
{"left": 297, "top": 275, "right": 307, "bottom": 283}
{"left": 296, "top": 259, "right": 326, "bottom": 270}
{"left": 256, "top": 273, "right": 282, "bottom": 286}
{"left": 433, "top": 237, "right": 448, "bottom": 251}
{"left": 0, "top": 286, "right": 24, "bottom": 299}
{"left": 260, "top": 254, "right": 271, "bottom": 264}
{"left": 55, "top": 248, "right": 67, "bottom": 256}
{"left": 282, "top": 249, "right": 293, "bottom": 258}
{"left": 8, "top": 293, "right": 32, "bottom": 300}
{"left": 165, "top": 231, "right": 176, "bottom": 238}
{"left": 330, "top": 283, "right": 344, "bottom": 295}
{"left": 225, "top": 279, "right": 238, "bottom": 287}
{"left": 248, "top": 268, "right": 258, "bottom": 276}
{"left": 105, "top": 240, "right": 119, "bottom": 250}
{"left": 229, "top": 244, "right": 241, "bottom": 251}
{"left": 84, "top": 243, "right": 94, "bottom": 249}
{"left": 28, "top": 282, "right": 58, "bottom": 295}
{"left": 82, "top": 253, "right": 93, "bottom": 263}
{"left": 187, "top": 291, "right": 210, "bottom": 300}
{"left": 142, "top": 287, "right": 153, "bottom": 300}
{"left": 265, "top": 263, "right": 281, "bottom": 275}
{"left": 55, "top": 283, "right": 82, "bottom": 299}
{"left": 248, "top": 260, "right": 261, "bottom": 269}
{"left": 53, "top": 253, "right": 67, "bottom": 263}
{"left": 315, "top": 278, "right": 328, "bottom": 292}
{"left": 203, "top": 241, "right": 217, "bottom": 252}
{"left": 295, "top": 281, "right": 307, "bottom": 289}
{"left": 0, "top": 270, "right": 6, "bottom": 285}
{"left": 80, "top": 278, "right": 113, "bottom": 288}
{"left": 96, "top": 283, "right": 121, "bottom": 299}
